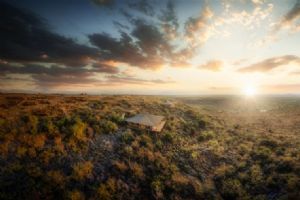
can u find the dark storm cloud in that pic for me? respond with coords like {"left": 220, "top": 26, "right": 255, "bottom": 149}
{"left": 238, "top": 55, "right": 300, "bottom": 72}
{"left": 131, "top": 19, "right": 172, "bottom": 56}
{"left": 0, "top": 61, "right": 120, "bottom": 88}
{"left": 92, "top": 62, "right": 120, "bottom": 74}
{"left": 89, "top": 19, "right": 173, "bottom": 69}
{"left": 0, "top": 0, "right": 196, "bottom": 90}
{"left": 0, "top": 63, "right": 118, "bottom": 76}
{"left": 0, "top": 62, "right": 171, "bottom": 88}
{"left": 0, "top": 1, "right": 128, "bottom": 88}
{"left": 90, "top": 0, "right": 195, "bottom": 68}
{"left": 0, "top": 1, "right": 99, "bottom": 67}
{"left": 91, "top": 0, "right": 114, "bottom": 7}
{"left": 128, "top": 0, "right": 154, "bottom": 16}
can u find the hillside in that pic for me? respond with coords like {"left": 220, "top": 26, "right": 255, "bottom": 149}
{"left": 0, "top": 94, "right": 299, "bottom": 200}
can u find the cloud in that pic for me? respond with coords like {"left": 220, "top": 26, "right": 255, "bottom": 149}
{"left": 92, "top": 62, "right": 120, "bottom": 74}
{"left": 184, "top": 6, "right": 215, "bottom": 47}
{"left": 215, "top": 3, "right": 273, "bottom": 29}
{"left": 238, "top": 55, "right": 300, "bottom": 72}
{"left": 209, "top": 86, "right": 234, "bottom": 92}
{"left": 0, "top": 63, "right": 118, "bottom": 76}
{"left": 280, "top": 0, "right": 300, "bottom": 28}
{"left": 90, "top": 1, "right": 212, "bottom": 68}
{"left": 128, "top": 0, "right": 154, "bottom": 16}
{"left": 262, "top": 84, "right": 300, "bottom": 92}
{"left": 289, "top": 71, "right": 300, "bottom": 75}
{"left": 261, "top": 0, "right": 300, "bottom": 43}
{"left": 0, "top": 62, "right": 173, "bottom": 88}
{"left": 91, "top": 0, "right": 114, "bottom": 7}
{"left": 0, "top": 1, "right": 99, "bottom": 67}
{"left": 0, "top": 61, "right": 120, "bottom": 88}
{"left": 252, "top": 0, "right": 265, "bottom": 5}
{"left": 232, "top": 58, "right": 248, "bottom": 66}
{"left": 89, "top": 16, "right": 191, "bottom": 69}
{"left": 31, "top": 73, "right": 174, "bottom": 88}
{"left": 105, "top": 75, "right": 175, "bottom": 85}
{"left": 0, "top": 1, "right": 186, "bottom": 91}
{"left": 89, "top": 30, "right": 165, "bottom": 69}
{"left": 0, "top": 1, "right": 194, "bottom": 73}
{"left": 253, "top": 1, "right": 300, "bottom": 48}
{"left": 31, "top": 74, "right": 99, "bottom": 87}
{"left": 199, "top": 60, "right": 223, "bottom": 71}
{"left": 159, "top": 1, "right": 179, "bottom": 40}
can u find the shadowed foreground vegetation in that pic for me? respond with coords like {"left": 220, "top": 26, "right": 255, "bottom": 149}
{"left": 0, "top": 94, "right": 299, "bottom": 200}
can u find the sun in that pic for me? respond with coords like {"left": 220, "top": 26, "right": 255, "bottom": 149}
{"left": 243, "top": 85, "right": 257, "bottom": 97}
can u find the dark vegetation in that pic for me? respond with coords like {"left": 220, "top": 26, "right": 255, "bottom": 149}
{"left": 0, "top": 94, "right": 299, "bottom": 200}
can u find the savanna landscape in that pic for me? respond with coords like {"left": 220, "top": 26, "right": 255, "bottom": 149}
{"left": 0, "top": 93, "right": 299, "bottom": 199}
{"left": 1, "top": 0, "right": 300, "bottom": 199}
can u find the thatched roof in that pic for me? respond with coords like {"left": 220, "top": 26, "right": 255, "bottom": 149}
{"left": 125, "top": 113, "right": 165, "bottom": 127}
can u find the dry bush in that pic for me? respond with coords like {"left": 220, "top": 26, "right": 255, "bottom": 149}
{"left": 72, "top": 118, "right": 87, "bottom": 141}
{"left": 68, "top": 190, "right": 85, "bottom": 200}
{"left": 72, "top": 161, "right": 93, "bottom": 181}
{"left": 47, "top": 170, "right": 66, "bottom": 187}
{"left": 129, "top": 161, "right": 145, "bottom": 179}
{"left": 97, "top": 178, "right": 117, "bottom": 200}
{"left": 113, "top": 160, "right": 128, "bottom": 172}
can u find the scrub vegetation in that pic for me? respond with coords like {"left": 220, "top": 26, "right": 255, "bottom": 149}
{"left": 0, "top": 94, "right": 299, "bottom": 199}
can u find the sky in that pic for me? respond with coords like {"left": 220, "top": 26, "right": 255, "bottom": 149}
{"left": 1, "top": 0, "right": 300, "bottom": 95}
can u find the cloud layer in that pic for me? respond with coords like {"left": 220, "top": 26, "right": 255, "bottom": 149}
{"left": 238, "top": 55, "right": 300, "bottom": 73}
{"left": 0, "top": 1, "right": 180, "bottom": 90}
{"left": 1, "top": 0, "right": 300, "bottom": 94}
{"left": 199, "top": 60, "right": 223, "bottom": 71}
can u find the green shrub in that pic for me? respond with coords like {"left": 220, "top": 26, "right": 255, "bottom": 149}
{"left": 249, "top": 164, "right": 264, "bottom": 186}
{"left": 276, "top": 158, "right": 294, "bottom": 173}
{"left": 197, "top": 117, "right": 208, "bottom": 129}
{"left": 251, "top": 147, "right": 272, "bottom": 161}
{"left": 39, "top": 117, "right": 56, "bottom": 135}
{"left": 22, "top": 114, "right": 39, "bottom": 135}
{"left": 139, "top": 134, "right": 152, "bottom": 148}
{"left": 162, "top": 131, "right": 175, "bottom": 144}
{"left": 198, "top": 130, "right": 215, "bottom": 142}
{"left": 151, "top": 178, "right": 164, "bottom": 198}
{"left": 155, "top": 140, "right": 163, "bottom": 149}
{"left": 219, "top": 179, "right": 248, "bottom": 200}
{"left": 109, "top": 112, "right": 124, "bottom": 124}
{"left": 121, "top": 129, "right": 134, "bottom": 144}
{"left": 102, "top": 120, "right": 118, "bottom": 134}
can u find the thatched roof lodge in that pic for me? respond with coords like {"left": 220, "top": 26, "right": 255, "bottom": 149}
{"left": 125, "top": 113, "right": 166, "bottom": 132}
